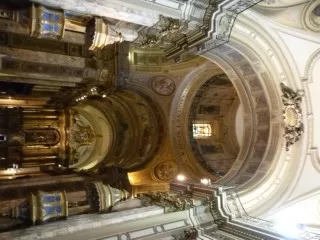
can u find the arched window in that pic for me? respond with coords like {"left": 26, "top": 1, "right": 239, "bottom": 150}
{"left": 193, "top": 123, "right": 211, "bottom": 138}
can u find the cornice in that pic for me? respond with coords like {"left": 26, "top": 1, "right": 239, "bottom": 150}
{"left": 134, "top": 0, "right": 263, "bottom": 60}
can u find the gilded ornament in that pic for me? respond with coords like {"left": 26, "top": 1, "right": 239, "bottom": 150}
{"left": 154, "top": 161, "right": 178, "bottom": 181}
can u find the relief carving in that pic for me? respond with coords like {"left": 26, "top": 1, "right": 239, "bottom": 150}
{"left": 139, "top": 191, "right": 192, "bottom": 213}
{"left": 139, "top": 15, "right": 181, "bottom": 49}
{"left": 68, "top": 109, "right": 96, "bottom": 164}
{"left": 257, "top": 112, "right": 270, "bottom": 125}
{"left": 158, "top": 15, "right": 181, "bottom": 36}
{"left": 256, "top": 129, "right": 269, "bottom": 143}
{"left": 280, "top": 83, "right": 304, "bottom": 151}
{"left": 255, "top": 95, "right": 267, "bottom": 108}
{"left": 151, "top": 76, "right": 175, "bottom": 96}
{"left": 248, "top": 77, "right": 262, "bottom": 91}
{"left": 154, "top": 161, "right": 178, "bottom": 181}
{"left": 177, "top": 228, "right": 198, "bottom": 240}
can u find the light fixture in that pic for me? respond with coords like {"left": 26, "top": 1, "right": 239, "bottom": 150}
{"left": 176, "top": 174, "right": 186, "bottom": 181}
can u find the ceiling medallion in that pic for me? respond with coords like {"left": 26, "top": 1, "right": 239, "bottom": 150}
{"left": 151, "top": 76, "right": 175, "bottom": 96}
{"left": 154, "top": 161, "right": 178, "bottom": 181}
{"left": 280, "top": 83, "right": 304, "bottom": 151}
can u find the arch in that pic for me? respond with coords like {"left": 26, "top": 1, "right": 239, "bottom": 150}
{"left": 209, "top": 10, "right": 309, "bottom": 217}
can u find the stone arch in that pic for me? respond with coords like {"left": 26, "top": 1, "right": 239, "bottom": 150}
{"left": 212, "top": 10, "right": 309, "bottom": 217}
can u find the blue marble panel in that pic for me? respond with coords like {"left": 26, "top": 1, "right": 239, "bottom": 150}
{"left": 43, "top": 12, "right": 53, "bottom": 20}
{"left": 43, "top": 205, "right": 62, "bottom": 216}
{"left": 53, "top": 14, "right": 60, "bottom": 21}
{"left": 41, "top": 23, "right": 53, "bottom": 31}
{"left": 42, "top": 194, "right": 61, "bottom": 203}
{"left": 53, "top": 24, "right": 59, "bottom": 33}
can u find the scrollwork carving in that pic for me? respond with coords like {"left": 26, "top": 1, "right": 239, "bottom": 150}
{"left": 140, "top": 35, "right": 160, "bottom": 49}
{"left": 280, "top": 83, "right": 304, "bottom": 151}
{"left": 68, "top": 109, "right": 96, "bottom": 164}
{"left": 138, "top": 191, "right": 192, "bottom": 213}
{"left": 177, "top": 228, "right": 198, "bottom": 240}
{"left": 158, "top": 15, "right": 181, "bottom": 36}
{"left": 138, "top": 15, "right": 181, "bottom": 49}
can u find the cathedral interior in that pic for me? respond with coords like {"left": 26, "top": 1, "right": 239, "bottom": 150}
{"left": 0, "top": 0, "right": 319, "bottom": 239}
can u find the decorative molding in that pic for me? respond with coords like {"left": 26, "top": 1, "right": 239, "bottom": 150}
{"left": 154, "top": 161, "right": 178, "bottom": 181}
{"left": 280, "top": 83, "right": 304, "bottom": 151}
{"left": 176, "top": 228, "right": 198, "bottom": 240}
{"left": 68, "top": 109, "right": 96, "bottom": 165}
{"left": 225, "top": 10, "right": 311, "bottom": 217}
{"left": 0, "top": 31, "right": 88, "bottom": 57}
{"left": 134, "top": 0, "right": 263, "bottom": 60}
{"left": 301, "top": 0, "right": 320, "bottom": 32}
{"left": 0, "top": 57, "right": 84, "bottom": 78}
{"left": 151, "top": 75, "right": 176, "bottom": 96}
{"left": 258, "top": 0, "right": 310, "bottom": 8}
{"left": 304, "top": 49, "right": 320, "bottom": 172}
{"left": 138, "top": 15, "right": 182, "bottom": 49}
{"left": 138, "top": 191, "right": 194, "bottom": 213}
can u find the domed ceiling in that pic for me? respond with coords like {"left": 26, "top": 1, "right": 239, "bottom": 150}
{"left": 188, "top": 73, "right": 240, "bottom": 177}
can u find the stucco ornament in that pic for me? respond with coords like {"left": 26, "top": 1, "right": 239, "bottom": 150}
{"left": 280, "top": 83, "right": 304, "bottom": 151}
{"left": 151, "top": 76, "right": 175, "bottom": 96}
{"left": 154, "top": 161, "right": 178, "bottom": 181}
{"left": 69, "top": 109, "right": 96, "bottom": 164}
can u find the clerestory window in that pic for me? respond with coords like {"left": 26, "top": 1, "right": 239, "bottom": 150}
{"left": 193, "top": 123, "right": 211, "bottom": 138}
